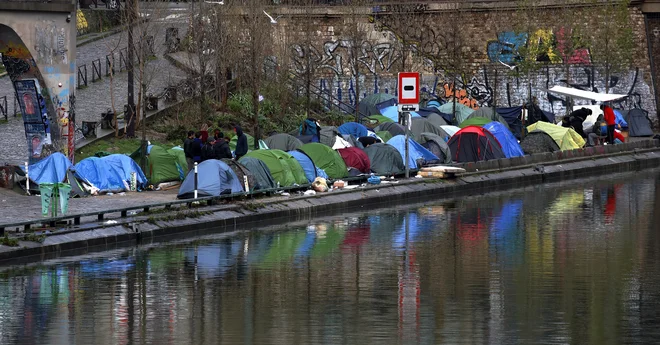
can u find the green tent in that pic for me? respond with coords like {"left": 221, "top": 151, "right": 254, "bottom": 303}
{"left": 527, "top": 122, "right": 585, "bottom": 150}
{"left": 311, "top": 226, "right": 346, "bottom": 258}
{"left": 299, "top": 143, "right": 348, "bottom": 179}
{"left": 364, "top": 115, "right": 394, "bottom": 127}
{"left": 439, "top": 101, "right": 475, "bottom": 125}
{"left": 229, "top": 133, "right": 255, "bottom": 152}
{"left": 259, "top": 231, "right": 307, "bottom": 267}
{"left": 459, "top": 117, "right": 491, "bottom": 128}
{"left": 238, "top": 156, "right": 277, "bottom": 190}
{"left": 130, "top": 145, "right": 184, "bottom": 185}
{"left": 167, "top": 147, "right": 188, "bottom": 178}
{"left": 243, "top": 149, "right": 307, "bottom": 187}
{"left": 376, "top": 131, "right": 393, "bottom": 143}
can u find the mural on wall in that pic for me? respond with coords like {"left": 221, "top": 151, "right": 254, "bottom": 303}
{"left": 487, "top": 29, "right": 590, "bottom": 65}
{"left": 35, "top": 20, "right": 68, "bottom": 65}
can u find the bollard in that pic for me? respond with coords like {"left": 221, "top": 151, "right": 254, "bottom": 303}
{"left": 193, "top": 162, "right": 198, "bottom": 199}
{"left": 243, "top": 175, "right": 249, "bottom": 192}
{"left": 404, "top": 112, "right": 411, "bottom": 178}
{"left": 25, "top": 162, "right": 30, "bottom": 196}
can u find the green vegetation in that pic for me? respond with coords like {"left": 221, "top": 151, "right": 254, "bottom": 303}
{"left": 0, "top": 235, "right": 19, "bottom": 247}
{"left": 23, "top": 233, "right": 46, "bottom": 243}
{"left": 76, "top": 137, "right": 177, "bottom": 162}
{"left": 0, "top": 65, "right": 5, "bottom": 74}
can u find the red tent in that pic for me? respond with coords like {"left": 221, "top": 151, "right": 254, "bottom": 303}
{"left": 338, "top": 147, "right": 371, "bottom": 173}
{"left": 447, "top": 126, "right": 505, "bottom": 163}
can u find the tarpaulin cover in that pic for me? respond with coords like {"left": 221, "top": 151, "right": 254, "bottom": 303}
{"left": 177, "top": 159, "right": 243, "bottom": 199}
{"left": 338, "top": 122, "right": 369, "bottom": 138}
{"left": 483, "top": 122, "right": 524, "bottom": 158}
{"left": 387, "top": 135, "right": 439, "bottom": 169}
{"left": 613, "top": 110, "right": 628, "bottom": 129}
{"left": 495, "top": 106, "right": 523, "bottom": 139}
{"left": 23, "top": 152, "right": 71, "bottom": 184}
{"left": 624, "top": 108, "right": 654, "bottom": 137}
{"left": 74, "top": 154, "right": 147, "bottom": 192}
{"left": 288, "top": 150, "right": 319, "bottom": 183}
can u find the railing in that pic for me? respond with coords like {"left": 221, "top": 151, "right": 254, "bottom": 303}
{"left": 105, "top": 54, "right": 115, "bottom": 76}
{"left": 0, "top": 96, "right": 6, "bottom": 121}
{"left": 77, "top": 64, "right": 88, "bottom": 88}
{"left": 92, "top": 58, "right": 102, "bottom": 82}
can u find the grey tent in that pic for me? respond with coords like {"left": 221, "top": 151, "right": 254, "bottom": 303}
{"left": 467, "top": 107, "right": 511, "bottom": 130}
{"left": 419, "top": 132, "right": 452, "bottom": 164}
{"left": 342, "top": 135, "right": 364, "bottom": 149}
{"left": 374, "top": 122, "right": 409, "bottom": 137}
{"left": 624, "top": 108, "right": 654, "bottom": 137}
{"left": 237, "top": 157, "right": 277, "bottom": 190}
{"left": 264, "top": 133, "right": 304, "bottom": 151}
{"left": 358, "top": 93, "right": 396, "bottom": 117}
{"left": 222, "top": 159, "right": 257, "bottom": 192}
{"left": 411, "top": 117, "right": 450, "bottom": 142}
{"left": 520, "top": 130, "right": 560, "bottom": 154}
{"left": 363, "top": 143, "right": 405, "bottom": 175}
{"left": 320, "top": 126, "right": 340, "bottom": 147}
{"left": 425, "top": 113, "right": 449, "bottom": 128}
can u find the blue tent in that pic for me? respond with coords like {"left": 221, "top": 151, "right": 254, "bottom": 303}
{"left": 74, "top": 154, "right": 147, "bottom": 192}
{"left": 613, "top": 109, "right": 628, "bottom": 128}
{"left": 177, "top": 159, "right": 243, "bottom": 199}
{"left": 338, "top": 122, "right": 369, "bottom": 138}
{"left": 483, "top": 121, "right": 524, "bottom": 158}
{"left": 22, "top": 152, "right": 71, "bottom": 184}
{"left": 288, "top": 150, "right": 320, "bottom": 183}
{"left": 386, "top": 135, "right": 439, "bottom": 169}
{"left": 376, "top": 99, "right": 422, "bottom": 122}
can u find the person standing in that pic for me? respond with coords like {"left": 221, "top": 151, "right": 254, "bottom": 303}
{"left": 213, "top": 132, "right": 233, "bottom": 159}
{"left": 183, "top": 130, "right": 195, "bottom": 171}
{"left": 234, "top": 125, "right": 248, "bottom": 160}
{"left": 192, "top": 131, "right": 203, "bottom": 163}
{"left": 601, "top": 104, "right": 616, "bottom": 144}
{"left": 201, "top": 137, "right": 217, "bottom": 161}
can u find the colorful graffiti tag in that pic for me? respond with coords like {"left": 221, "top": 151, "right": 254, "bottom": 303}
{"left": 487, "top": 29, "right": 590, "bottom": 65}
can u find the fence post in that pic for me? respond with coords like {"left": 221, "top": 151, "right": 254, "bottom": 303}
{"left": 194, "top": 162, "right": 198, "bottom": 199}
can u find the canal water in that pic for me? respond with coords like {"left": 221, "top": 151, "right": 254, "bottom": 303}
{"left": 1, "top": 171, "right": 660, "bottom": 345}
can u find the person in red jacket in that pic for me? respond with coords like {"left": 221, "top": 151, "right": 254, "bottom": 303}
{"left": 600, "top": 104, "right": 616, "bottom": 144}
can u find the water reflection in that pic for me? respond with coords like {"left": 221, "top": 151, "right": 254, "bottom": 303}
{"left": 0, "top": 173, "right": 659, "bottom": 344}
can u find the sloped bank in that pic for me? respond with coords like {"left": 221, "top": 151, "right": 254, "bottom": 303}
{"left": 1, "top": 141, "right": 660, "bottom": 264}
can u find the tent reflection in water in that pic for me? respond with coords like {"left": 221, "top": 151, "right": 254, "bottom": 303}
{"left": 184, "top": 240, "right": 242, "bottom": 279}
{"left": 177, "top": 159, "right": 243, "bottom": 199}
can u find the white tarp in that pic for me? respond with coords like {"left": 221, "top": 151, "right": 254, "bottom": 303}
{"left": 548, "top": 85, "right": 628, "bottom": 102}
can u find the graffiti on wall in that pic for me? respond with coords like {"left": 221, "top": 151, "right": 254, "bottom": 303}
{"left": 35, "top": 21, "right": 68, "bottom": 65}
{"left": 291, "top": 39, "right": 402, "bottom": 76}
{"left": 487, "top": 29, "right": 590, "bottom": 65}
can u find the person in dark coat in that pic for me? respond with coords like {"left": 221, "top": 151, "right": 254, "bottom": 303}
{"left": 570, "top": 107, "right": 592, "bottom": 121}
{"left": 358, "top": 136, "right": 379, "bottom": 148}
{"left": 192, "top": 131, "right": 203, "bottom": 163}
{"left": 201, "top": 137, "right": 217, "bottom": 161}
{"left": 213, "top": 132, "right": 233, "bottom": 159}
{"left": 183, "top": 130, "right": 195, "bottom": 171}
{"left": 234, "top": 125, "right": 248, "bottom": 160}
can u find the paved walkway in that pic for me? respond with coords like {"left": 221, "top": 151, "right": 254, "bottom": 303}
{"left": 0, "top": 9, "right": 189, "bottom": 166}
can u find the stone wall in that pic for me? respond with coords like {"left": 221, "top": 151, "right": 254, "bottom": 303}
{"left": 276, "top": 3, "right": 658, "bottom": 122}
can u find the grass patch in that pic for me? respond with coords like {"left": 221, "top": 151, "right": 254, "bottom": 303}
{"left": 0, "top": 235, "right": 19, "bottom": 247}
{"left": 0, "top": 119, "right": 7, "bottom": 124}
{"left": 76, "top": 137, "right": 177, "bottom": 162}
{"left": 23, "top": 233, "right": 46, "bottom": 243}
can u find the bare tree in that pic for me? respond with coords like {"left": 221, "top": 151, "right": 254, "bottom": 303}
{"left": 342, "top": 0, "right": 370, "bottom": 121}
{"left": 555, "top": 1, "right": 589, "bottom": 115}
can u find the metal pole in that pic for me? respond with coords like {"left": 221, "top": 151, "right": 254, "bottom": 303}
{"left": 25, "top": 162, "right": 30, "bottom": 195}
{"left": 194, "top": 162, "right": 198, "bottom": 199}
{"left": 404, "top": 112, "right": 410, "bottom": 178}
{"left": 126, "top": 0, "right": 136, "bottom": 137}
{"left": 140, "top": 82, "right": 147, "bottom": 173}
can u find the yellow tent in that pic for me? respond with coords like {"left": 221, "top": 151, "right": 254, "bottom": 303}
{"left": 527, "top": 122, "right": 585, "bottom": 150}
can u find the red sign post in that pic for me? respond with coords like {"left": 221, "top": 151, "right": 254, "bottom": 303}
{"left": 398, "top": 72, "right": 420, "bottom": 107}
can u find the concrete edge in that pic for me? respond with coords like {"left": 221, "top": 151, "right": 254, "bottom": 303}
{"left": 1, "top": 149, "right": 659, "bottom": 264}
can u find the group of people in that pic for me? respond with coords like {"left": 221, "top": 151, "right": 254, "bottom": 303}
{"left": 561, "top": 104, "right": 623, "bottom": 146}
{"left": 182, "top": 122, "right": 249, "bottom": 171}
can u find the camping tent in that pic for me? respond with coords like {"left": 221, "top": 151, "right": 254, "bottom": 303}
{"left": 459, "top": 117, "right": 491, "bottom": 128}
{"left": 74, "top": 154, "right": 147, "bottom": 193}
{"left": 624, "top": 108, "right": 653, "bottom": 137}
{"left": 519, "top": 130, "right": 560, "bottom": 154}
{"left": 387, "top": 135, "right": 440, "bottom": 169}
{"left": 527, "top": 121, "right": 585, "bottom": 150}
{"left": 496, "top": 106, "right": 524, "bottom": 139}
{"left": 243, "top": 150, "right": 307, "bottom": 187}
{"left": 418, "top": 132, "right": 452, "bottom": 164}
{"left": 374, "top": 122, "right": 409, "bottom": 137}
{"left": 338, "top": 122, "right": 369, "bottom": 138}
{"left": 411, "top": 117, "right": 450, "bottom": 142}
{"left": 440, "top": 125, "right": 461, "bottom": 138}
{"left": 167, "top": 147, "right": 188, "bottom": 178}
{"left": 320, "top": 126, "right": 340, "bottom": 147}
{"left": 229, "top": 133, "right": 255, "bottom": 152}
{"left": 300, "top": 143, "right": 348, "bottom": 179}
{"left": 237, "top": 157, "right": 277, "bottom": 190}
{"left": 264, "top": 133, "right": 303, "bottom": 152}
{"left": 438, "top": 101, "right": 474, "bottom": 125}
{"left": 483, "top": 122, "right": 524, "bottom": 158}
{"left": 177, "top": 159, "right": 243, "bottom": 199}
{"left": 364, "top": 115, "right": 393, "bottom": 127}
{"left": 130, "top": 145, "right": 184, "bottom": 185}
{"left": 447, "top": 126, "right": 506, "bottom": 162}
{"left": 423, "top": 113, "right": 449, "bottom": 127}
{"left": 375, "top": 131, "right": 393, "bottom": 143}
{"left": 466, "top": 107, "right": 511, "bottom": 129}
{"left": 22, "top": 152, "right": 71, "bottom": 184}
{"left": 337, "top": 147, "right": 371, "bottom": 173}
{"left": 288, "top": 150, "right": 320, "bottom": 183}
{"left": 221, "top": 159, "right": 257, "bottom": 192}
{"left": 358, "top": 93, "right": 396, "bottom": 117}
{"left": 363, "top": 143, "right": 405, "bottom": 175}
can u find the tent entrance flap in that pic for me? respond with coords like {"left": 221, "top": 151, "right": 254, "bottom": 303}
{"left": 547, "top": 86, "right": 628, "bottom": 102}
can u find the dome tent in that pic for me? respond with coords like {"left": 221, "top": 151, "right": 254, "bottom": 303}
{"left": 411, "top": 117, "right": 450, "bottom": 142}
{"left": 177, "top": 159, "right": 243, "bottom": 199}
{"left": 130, "top": 145, "right": 184, "bottom": 185}
{"left": 243, "top": 150, "right": 308, "bottom": 187}
{"left": 363, "top": 143, "right": 405, "bottom": 175}
{"left": 299, "top": 143, "right": 348, "bottom": 179}
{"left": 466, "top": 107, "right": 511, "bottom": 129}
{"left": 483, "top": 122, "right": 524, "bottom": 158}
{"left": 288, "top": 150, "right": 323, "bottom": 183}
{"left": 264, "top": 133, "right": 304, "bottom": 152}
{"left": 520, "top": 130, "right": 561, "bottom": 154}
{"left": 238, "top": 157, "right": 277, "bottom": 190}
{"left": 386, "top": 135, "right": 440, "bottom": 169}
{"left": 337, "top": 147, "right": 371, "bottom": 173}
{"left": 338, "top": 122, "right": 370, "bottom": 138}
{"left": 447, "top": 126, "right": 506, "bottom": 163}
{"left": 418, "top": 132, "right": 452, "bottom": 164}
{"left": 527, "top": 121, "right": 585, "bottom": 150}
